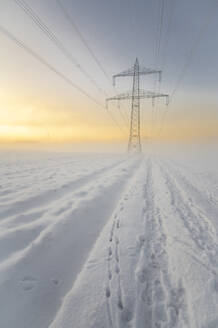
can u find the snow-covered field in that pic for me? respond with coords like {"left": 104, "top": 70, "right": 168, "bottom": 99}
{"left": 1, "top": 145, "right": 218, "bottom": 328}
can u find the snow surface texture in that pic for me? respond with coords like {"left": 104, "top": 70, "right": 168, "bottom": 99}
{"left": 1, "top": 147, "right": 218, "bottom": 328}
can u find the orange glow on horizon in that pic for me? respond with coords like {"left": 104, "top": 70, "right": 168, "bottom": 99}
{"left": 1, "top": 94, "right": 218, "bottom": 145}
{"left": 1, "top": 119, "right": 218, "bottom": 144}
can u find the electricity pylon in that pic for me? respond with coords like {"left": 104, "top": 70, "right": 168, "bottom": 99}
{"left": 106, "top": 58, "right": 169, "bottom": 153}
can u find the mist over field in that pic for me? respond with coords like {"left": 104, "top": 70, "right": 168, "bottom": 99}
{"left": 1, "top": 0, "right": 218, "bottom": 326}
{"left": 0, "top": 142, "right": 218, "bottom": 327}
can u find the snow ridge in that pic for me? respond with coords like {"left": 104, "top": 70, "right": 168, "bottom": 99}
{"left": 2, "top": 151, "right": 218, "bottom": 328}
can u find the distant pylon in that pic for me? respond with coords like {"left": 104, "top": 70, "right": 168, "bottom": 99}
{"left": 128, "top": 58, "right": 141, "bottom": 152}
{"left": 106, "top": 58, "right": 169, "bottom": 153}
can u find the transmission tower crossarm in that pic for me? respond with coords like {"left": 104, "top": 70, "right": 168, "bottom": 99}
{"left": 113, "top": 62, "right": 162, "bottom": 85}
{"left": 106, "top": 91, "right": 132, "bottom": 103}
{"left": 106, "top": 89, "right": 169, "bottom": 106}
{"left": 138, "top": 67, "right": 162, "bottom": 82}
{"left": 138, "top": 89, "right": 169, "bottom": 104}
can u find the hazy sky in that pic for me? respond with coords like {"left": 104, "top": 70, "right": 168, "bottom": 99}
{"left": 0, "top": 0, "right": 218, "bottom": 148}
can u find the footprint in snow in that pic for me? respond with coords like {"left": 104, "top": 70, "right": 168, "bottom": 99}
{"left": 108, "top": 246, "right": 112, "bottom": 257}
{"left": 106, "top": 286, "right": 111, "bottom": 298}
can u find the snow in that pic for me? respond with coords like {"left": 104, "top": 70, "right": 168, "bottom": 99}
{"left": 1, "top": 146, "right": 218, "bottom": 327}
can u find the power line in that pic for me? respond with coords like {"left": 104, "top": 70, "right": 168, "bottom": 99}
{"left": 106, "top": 106, "right": 128, "bottom": 136}
{"left": 0, "top": 24, "right": 102, "bottom": 106}
{"left": 119, "top": 102, "right": 130, "bottom": 125}
{"left": 57, "top": 0, "right": 129, "bottom": 131}
{"left": 0, "top": 24, "right": 127, "bottom": 136}
{"left": 157, "top": 0, "right": 177, "bottom": 137}
{"left": 159, "top": 1, "right": 217, "bottom": 137}
{"left": 151, "top": 0, "right": 165, "bottom": 137}
{"left": 156, "top": 0, "right": 165, "bottom": 68}
{"left": 55, "top": 0, "right": 130, "bottom": 130}
{"left": 55, "top": 0, "right": 112, "bottom": 84}
{"left": 13, "top": 0, "right": 129, "bottom": 134}
{"left": 19, "top": 0, "right": 126, "bottom": 131}
{"left": 13, "top": 0, "right": 108, "bottom": 97}
{"left": 161, "top": 0, "right": 177, "bottom": 70}
{"left": 170, "top": 1, "right": 217, "bottom": 101}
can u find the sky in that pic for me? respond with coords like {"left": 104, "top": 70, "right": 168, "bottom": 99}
{"left": 0, "top": 0, "right": 218, "bottom": 150}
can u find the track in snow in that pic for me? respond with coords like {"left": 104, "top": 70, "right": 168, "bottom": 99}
{"left": 1, "top": 150, "right": 218, "bottom": 328}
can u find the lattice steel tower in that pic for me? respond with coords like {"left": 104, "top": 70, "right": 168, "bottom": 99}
{"left": 106, "top": 58, "right": 169, "bottom": 153}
